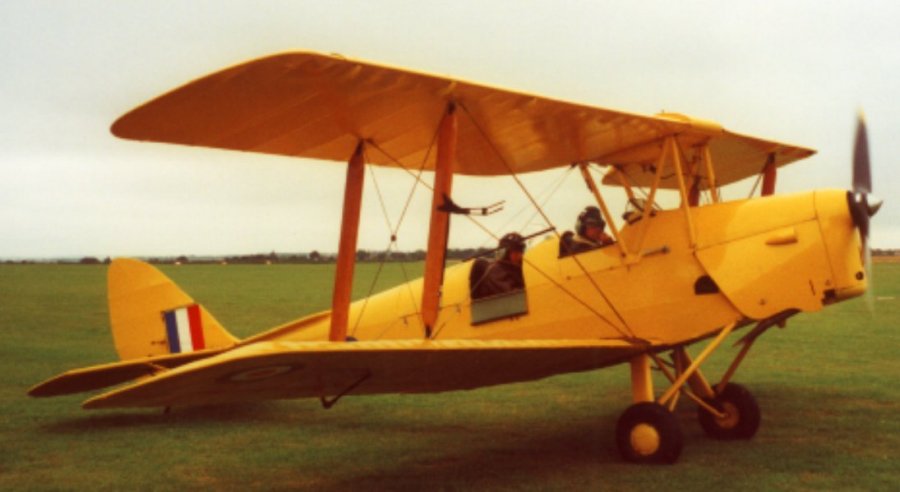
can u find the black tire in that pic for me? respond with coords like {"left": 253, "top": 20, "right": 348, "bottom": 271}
{"left": 697, "top": 382, "right": 761, "bottom": 440}
{"left": 616, "top": 402, "right": 684, "bottom": 464}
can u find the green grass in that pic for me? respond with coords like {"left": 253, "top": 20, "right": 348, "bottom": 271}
{"left": 2, "top": 263, "right": 899, "bottom": 490}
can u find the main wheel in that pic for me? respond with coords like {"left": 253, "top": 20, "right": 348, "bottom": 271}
{"left": 616, "top": 402, "right": 684, "bottom": 464}
{"left": 697, "top": 382, "right": 761, "bottom": 440}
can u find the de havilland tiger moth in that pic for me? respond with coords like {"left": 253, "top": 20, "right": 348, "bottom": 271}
{"left": 29, "top": 52, "right": 881, "bottom": 464}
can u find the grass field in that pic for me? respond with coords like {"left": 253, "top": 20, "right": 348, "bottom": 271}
{"left": 2, "top": 262, "right": 899, "bottom": 490}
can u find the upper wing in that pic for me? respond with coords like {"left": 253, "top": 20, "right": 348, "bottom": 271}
{"left": 83, "top": 339, "right": 644, "bottom": 409}
{"left": 111, "top": 52, "right": 814, "bottom": 184}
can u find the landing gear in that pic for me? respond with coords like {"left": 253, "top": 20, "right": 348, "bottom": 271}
{"left": 616, "top": 402, "right": 683, "bottom": 464}
{"left": 617, "top": 325, "right": 767, "bottom": 464}
{"left": 697, "top": 383, "right": 761, "bottom": 439}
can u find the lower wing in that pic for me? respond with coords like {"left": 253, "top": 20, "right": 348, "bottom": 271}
{"left": 83, "top": 339, "right": 646, "bottom": 409}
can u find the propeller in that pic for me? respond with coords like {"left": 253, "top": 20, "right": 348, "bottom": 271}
{"left": 847, "top": 113, "right": 882, "bottom": 306}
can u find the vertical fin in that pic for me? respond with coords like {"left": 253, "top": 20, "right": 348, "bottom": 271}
{"left": 108, "top": 258, "right": 238, "bottom": 360}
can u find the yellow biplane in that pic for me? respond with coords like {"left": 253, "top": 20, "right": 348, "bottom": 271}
{"left": 30, "top": 52, "right": 881, "bottom": 464}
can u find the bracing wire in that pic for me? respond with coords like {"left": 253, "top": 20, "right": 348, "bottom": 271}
{"left": 367, "top": 137, "right": 500, "bottom": 242}
{"left": 457, "top": 103, "right": 635, "bottom": 338}
{"left": 518, "top": 166, "right": 577, "bottom": 233}
{"left": 348, "top": 124, "right": 441, "bottom": 338}
{"left": 476, "top": 165, "right": 577, "bottom": 250}
{"left": 368, "top": 164, "right": 395, "bottom": 233}
{"left": 457, "top": 103, "right": 558, "bottom": 232}
{"left": 350, "top": 103, "right": 640, "bottom": 340}
{"left": 747, "top": 171, "right": 764, "bottom": 199}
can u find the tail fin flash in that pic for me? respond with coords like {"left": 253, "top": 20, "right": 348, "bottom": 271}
{"left": 108, "top": 258, "right": 239, "bottom": 360}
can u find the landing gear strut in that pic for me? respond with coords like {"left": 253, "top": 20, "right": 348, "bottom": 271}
{"left": 616, "top": 321, "right": 767, "bottom": 464}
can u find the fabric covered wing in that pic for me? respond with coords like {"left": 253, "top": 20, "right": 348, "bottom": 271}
{"left": 111, "top": 52, "right": 814, "bottom": 184}
{"left": 600, "top": 112, "right": 816, "bottom": 189}
{"left": 82, "top": 339, "right": 644, "bottom": 409}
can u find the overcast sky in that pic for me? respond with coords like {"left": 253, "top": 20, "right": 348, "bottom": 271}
{"left": 1, "top": 1, "right": 898, "bottom": 258}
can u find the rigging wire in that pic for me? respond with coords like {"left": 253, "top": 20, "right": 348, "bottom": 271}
{"left": 364, "top": 127, "right": 597, "bottom": 338}
{"left": 366, "top": 140, "right": 500, "bottom": 243}
{"left": 348, "top": 124, "right": 441, "bottom": 338}
{"left": 345, "top": 103, "right": 644, "bottom": 341}
{"left": 477, "top": 165, "right": 577, "bottom": 250}
{"left": 428, "top": 303, "right": 465, "bottom": 340}
{"left": 520, "top": 165, "right": 578, "bottom": 230}
{"left": 610, "top": 163, "right": 656, "bottom": 204}
{"left": 368, "top": 163, "right": 395, "bottom": 233}
{"left": 457, "top": 103, "right": 557, "bottom": 231}
{"left": 747, "top": 171, "right": 764, "bottom": 199}
{"left": 457, "top": 103, "right": 635, "bottom": 338}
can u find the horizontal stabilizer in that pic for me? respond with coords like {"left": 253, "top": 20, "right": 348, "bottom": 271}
{"left": 28, "top": 349, "right": 226, "bottom": 397}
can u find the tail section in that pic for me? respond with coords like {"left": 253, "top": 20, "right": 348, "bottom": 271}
{"left": 29, "top": 259, "right": 239, "bottom": 398}
{"left": 108, "top": 258, "right": 239, "bottom": 360}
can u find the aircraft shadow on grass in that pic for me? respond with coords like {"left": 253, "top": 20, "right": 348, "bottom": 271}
{"left": 34, "top": 412, "right": 621, "bottom": 492}
{"left": 34, "top": 383, "right": 896, "bottom": 488}
{"left": 38, "top": 401, "right": 307, "bottom": 432}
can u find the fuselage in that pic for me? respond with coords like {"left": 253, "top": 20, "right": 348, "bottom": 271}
{"left": 262, "top": 189, "right": 865, "bottom": 348}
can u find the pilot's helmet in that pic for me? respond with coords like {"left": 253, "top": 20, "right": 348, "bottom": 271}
{"left": 576, "top": 206, "right": 605, "bottom": 236}
{"left": 498, "top": 232, "right": 526, "bottom": 258}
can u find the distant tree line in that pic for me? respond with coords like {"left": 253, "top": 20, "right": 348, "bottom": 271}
{"left": 3, "top": 248, "right": 899, "bottom": 265}
{"left": 10, "top": 248, "right": 493, "bottom": 266}
{"left": 212, "top": 248, "right": 494, "bottom": 265}
{"left": 4, "top": 248, "right": 899, "bottom": 265}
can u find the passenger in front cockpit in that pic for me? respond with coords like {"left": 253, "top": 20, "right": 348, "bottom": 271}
{"left": 560, "top": 206, "right": 614, "bottom": 256}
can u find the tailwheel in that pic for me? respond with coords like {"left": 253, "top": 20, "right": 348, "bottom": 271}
{"left": 697, "top": 383, "right": 760, "bottom": 440}
{"left": 616, "top": 402, "right": 683, "bottom": 464}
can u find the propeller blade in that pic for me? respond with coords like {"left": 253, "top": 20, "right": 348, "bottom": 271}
{"left": 864, "top": 245, "right": 875, "bottom": 314}
{"left": 866, "top": 195, "right": 883, "bottom": 217}
{"left": 853, "top": 114, "right": 871, "bottom": 194}
{"left": 849, "top": 112, "right": 879, "bottom": 314}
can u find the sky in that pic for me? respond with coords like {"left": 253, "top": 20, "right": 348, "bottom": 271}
{"left": 1, "top": 1, "right": 898, "bottom": 259}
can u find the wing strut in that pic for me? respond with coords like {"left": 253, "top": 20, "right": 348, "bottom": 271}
{"left": 577, "top": 163, "right": 630, "bottom": 260}
{"left": 421, "top": 103, "right": 458, "bottom": 337}
{"left": 761, "top": 153, "right": 777, "bottom": 196}
{"left": 329, "top": 141, "right": 366, "bottom": 342}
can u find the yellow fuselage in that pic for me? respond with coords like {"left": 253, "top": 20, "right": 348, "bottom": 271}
{"left": 266, "top": 189, "right": 864, "bottom": 348}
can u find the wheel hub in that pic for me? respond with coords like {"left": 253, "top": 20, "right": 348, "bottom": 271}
{"left": 630, "top": 423, "right": 661, "bottom": 456}
{"left": 715, "top": 401, "right": 740, "bottom": 429}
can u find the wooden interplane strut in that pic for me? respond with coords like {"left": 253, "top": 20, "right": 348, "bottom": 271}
{"left": 329, "top": 141, "right": 366, "bottom": 342}
{"left": 421, "top": 104, "right": 458, "bottom": 337}
{"left": 762, "top": 153, "right": 777, "bottom": 196}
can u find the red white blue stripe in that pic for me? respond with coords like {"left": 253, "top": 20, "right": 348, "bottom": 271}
{"left": 164, "top": 305, "right": 205, "bottom": 353}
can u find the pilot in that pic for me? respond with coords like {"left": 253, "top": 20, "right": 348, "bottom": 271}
{"left": 471, "top": 232, "right": 526, "bottom": 299}
{"left": 561, "top": 206, "right": 614, "bottom": 256}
